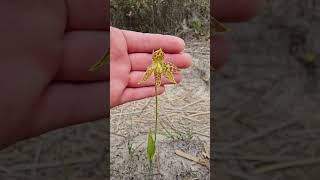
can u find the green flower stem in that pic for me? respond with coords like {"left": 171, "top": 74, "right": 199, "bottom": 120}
{"left": 154, "top": 86, "right": 158, "bottom": 142}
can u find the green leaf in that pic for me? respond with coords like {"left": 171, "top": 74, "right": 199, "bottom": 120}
{"left": 89, "top": 51, "right": 109, "bottom": 72}
{"left": 146, "top": 131, "right": 156, "bottom": 161}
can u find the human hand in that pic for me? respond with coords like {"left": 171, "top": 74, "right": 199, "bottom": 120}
{"left": 110, "top": 27, "right": 192, "bottom": 108}
{"left": 0, "top": 0, "right": 108, "bottom": 147}
{"left": 211, "top": 0, "right": 263, "bottom": 69}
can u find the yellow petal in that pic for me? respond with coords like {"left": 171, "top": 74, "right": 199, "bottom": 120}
{"left": 162, "top": 70, "right": 176, "bottom": 84}
{"left": 138, "top": 66, "right": 153, "bottom": 84}
{"left": 165, "top": 61, "right": 180, "bottom": 73}
{"left": 154, "top": 72, "right": 162, "bottom": 87}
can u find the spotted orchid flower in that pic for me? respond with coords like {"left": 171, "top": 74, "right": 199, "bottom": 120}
{"left": 138, "top": 48, "right": 180, "bottom": 87}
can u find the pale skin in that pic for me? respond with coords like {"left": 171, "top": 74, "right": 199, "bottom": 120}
{"left": 110, "top": 27, "right": 190, "bottom": 108}
{"left": 0, "top": 0, "right": 261, "bottom": 147}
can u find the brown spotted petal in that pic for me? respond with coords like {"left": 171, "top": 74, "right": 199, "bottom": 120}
{"left": 154, "top": 72, "right": 162, "bottom": 87}
{"left": 165, "top": 61, "right": 180, "bottom": 73}
{"left": 138, "top": 66, "right": 153, "bottom": 84}
{"left": 161, "top": 61, "right": 179, "bottom": 84}
{"left": 162, "top": 70, "right": 176, "bottom": 84}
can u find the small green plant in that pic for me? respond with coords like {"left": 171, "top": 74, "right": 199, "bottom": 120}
{"left": 127, "top": 140, "right": 135, "bottom": 158}
{"left": 159, "top": 120, "right": 193, "bottom": 140}
{"left": 138, "top": 48, "right": 180, "bottom": 163}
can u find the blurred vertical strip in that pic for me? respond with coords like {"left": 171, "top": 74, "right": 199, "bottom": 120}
{"left": 210, "top": 1, "right": 214, "bottom": 179}
{"left": 105, "top": 0, "right": 111, "bottom": 179}
{"left": 210, "top": 0, "right": 228, "bottom": 179}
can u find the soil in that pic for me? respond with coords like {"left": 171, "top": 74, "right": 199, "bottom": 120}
{"left": 0, "top": 120, "right": 107, "bottom": 180}
{"left": 213, "top": 0, "right": 320, "bottom": 179}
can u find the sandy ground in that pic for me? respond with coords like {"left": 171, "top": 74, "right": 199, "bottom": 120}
{"left": 110, "top": 40, "right": 210, "bottom": 179}
{"left": 213, "top": 0, "right": 320, "bottom": 179}
{"left": 0, "top": 120, "right": 107, "bottom": 180}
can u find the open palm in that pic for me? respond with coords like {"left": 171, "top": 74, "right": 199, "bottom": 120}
{"left": 110, "top": 27, "right": 192, "bottom": 108}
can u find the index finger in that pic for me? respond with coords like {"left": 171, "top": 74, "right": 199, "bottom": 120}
{"left": 121, "top": 29, "right": 185, "bottom": 54}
